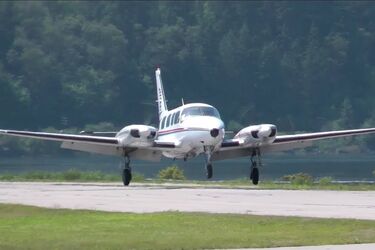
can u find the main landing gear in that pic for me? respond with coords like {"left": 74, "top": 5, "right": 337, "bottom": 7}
{"left": 122, "top": 156, "right": 132, "bottom": 186}
{"left": 250, "top": 148, "right": 261, "bottom": 185}
{"left": 206, "top": 163, "right": 213, "bottom": 179}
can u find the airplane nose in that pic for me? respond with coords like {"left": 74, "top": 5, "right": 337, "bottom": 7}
{"left": 210, "top": 128, "right": 219, "bottom": 137}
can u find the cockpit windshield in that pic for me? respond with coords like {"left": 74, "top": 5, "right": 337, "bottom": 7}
{"left": 181, "top": 106, "right": 221, "bottom": 119}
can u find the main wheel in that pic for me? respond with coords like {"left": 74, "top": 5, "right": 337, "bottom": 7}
{"left": 206, "top": 164, "right": 213, "bottom": 179}
{"left": 251, "top": 167, "right": 259, "bottom": 185}
{"left": 122, "top": 168, "right": 132, "bottom": 186}
{"left": 250, "top": 161, "right": 257, "bottom": 179}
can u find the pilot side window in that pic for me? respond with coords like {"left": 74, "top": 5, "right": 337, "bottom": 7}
{"left": 174, "top": 111, "right": 180, "bottom": 124}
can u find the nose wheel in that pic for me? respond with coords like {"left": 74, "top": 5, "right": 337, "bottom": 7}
{"left": 121, "top": 156, "right": 132, "bottom": 186}
{"left": 250, "top": 148, "right": 261, "bottom": 185}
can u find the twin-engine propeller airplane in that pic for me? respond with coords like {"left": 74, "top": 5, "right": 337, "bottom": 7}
{"left": 1, "top": 68, "right": 375, "bottom": 186}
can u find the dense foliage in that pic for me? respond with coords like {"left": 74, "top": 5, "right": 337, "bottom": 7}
{"left": 158, "top": 165, "right": 186, "bottom": 180}
{"left": 1, "top": 1, "right": 375, "bottom": 152}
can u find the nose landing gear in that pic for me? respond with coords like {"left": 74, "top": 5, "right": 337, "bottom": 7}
{"left": 206, "top": 163, "right": 213, "bottom": 179}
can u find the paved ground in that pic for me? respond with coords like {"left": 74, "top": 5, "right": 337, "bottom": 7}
{"left": 1, "top": 182, "right": 375, "bottom": 220}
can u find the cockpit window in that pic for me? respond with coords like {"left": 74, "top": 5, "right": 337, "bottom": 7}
{"left": 181, "top": 106, "right": 220, "bottom": 119}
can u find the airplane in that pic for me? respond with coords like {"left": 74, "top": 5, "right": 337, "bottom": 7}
{"left": 1, "top": 68, "right": 375, "bottom": 186}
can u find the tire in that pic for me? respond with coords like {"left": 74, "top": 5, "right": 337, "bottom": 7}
{"left": 250, "top": 162, "right": 257, "bottom": 179}
{"left": 251, "top": 168, "right": 259, "bottom": 185}
{"left": 122, "top": 168, "right": 132, "bottom": 186}
{"left": 206, "top": 164, "right": 213, "bottom": 179}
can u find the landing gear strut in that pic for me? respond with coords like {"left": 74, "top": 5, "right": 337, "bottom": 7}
{"left": 122, "top": 155, "right": 132, "bottom": 186}
{"left": 250, "top": 148, "right": 261, "bottom": 185}
{"left": 204, "top": 146, "right": 214, "bottom": 179}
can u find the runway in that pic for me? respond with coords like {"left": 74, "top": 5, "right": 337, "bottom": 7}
{"left": 1, "top": 182, "right": 375, "bottom": 220}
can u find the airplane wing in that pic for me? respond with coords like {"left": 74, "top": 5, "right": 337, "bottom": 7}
{"left": 212, "top": 127, "right": 375, "bottom": 161}
{"left": 0, "top": 129, "right": 119, "bottom": 145}
{"left": 0, "top": 129, "right": 172, "bottom": 161}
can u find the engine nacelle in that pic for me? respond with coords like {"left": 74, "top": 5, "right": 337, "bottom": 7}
{"left": 234, "top": 124, "right": 277, "bottom": 145}
{"left": 116, "top": 125, "right": 157, "bottom": 147}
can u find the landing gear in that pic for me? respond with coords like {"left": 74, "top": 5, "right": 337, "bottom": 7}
{"left": 206, "top": 163, "right": 213, "bottom": 179}
{"left": 204, "top": 146, "right": 214, "bottom": 179}
{"left": 250, "top": 167, "right": 259, "bottom": 185}
{"left": 250, "top": 148, "right": 261, "bottom": 185}
{"left": 122, "top": 156, "right": 132, "bottom": 186}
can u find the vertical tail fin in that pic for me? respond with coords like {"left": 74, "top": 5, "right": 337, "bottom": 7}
{"left": 155, "top": 68, "right": 168, "bottom": 118}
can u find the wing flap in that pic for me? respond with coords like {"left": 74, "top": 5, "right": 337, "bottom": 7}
{"left": 61, "top": 141, "right": 123, "bottom": 156}
{"left": 61, "top": 141, "right": 162, "bottom": 161}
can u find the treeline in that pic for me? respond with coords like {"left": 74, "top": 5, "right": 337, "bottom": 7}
{"left": 1, "top": 1, "right": 375, "bottom": 152}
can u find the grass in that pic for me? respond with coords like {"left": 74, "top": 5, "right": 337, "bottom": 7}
{"left": 0, "top": 170, "right": 374, "bottom": 190}
{"left": 0, "top": 204, "right": 374, "bottom": 250}
{"left": 0, "top": 169, "right": 144, "bottom": 182}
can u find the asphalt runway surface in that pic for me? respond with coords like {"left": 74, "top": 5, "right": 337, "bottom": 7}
{"left": 1, "top": 182, "right": 375, "bottom": 220}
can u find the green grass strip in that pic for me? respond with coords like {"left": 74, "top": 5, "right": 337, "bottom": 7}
{"left": 0, "top": 204, "right": 374, "bottom": 250}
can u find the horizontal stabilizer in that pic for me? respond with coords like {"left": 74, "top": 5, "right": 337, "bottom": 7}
{"left": 153, "top": 141, "right": 176, "bottom": 148}
{"left": 221, "top": 139, "right": 240, "bottom": 147}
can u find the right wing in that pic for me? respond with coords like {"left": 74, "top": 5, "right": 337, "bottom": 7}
{"left": 0, "top": 129, "right": 119, "bottom": 145}
{"left": 0, "top": 129, "right": 175, "bottom": 161}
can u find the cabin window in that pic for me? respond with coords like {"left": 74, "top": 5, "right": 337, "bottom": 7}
{"left": 161, "top": 116, "right": 166, "bottom": 129}
{"left": 166, "top": 114, "right": 172, "bottom": 127}
{"left": 174, "top": 111, "right": 180, "bottom": 124}
{"left": 171, "top": 113, "right": 176, "bottom": 125}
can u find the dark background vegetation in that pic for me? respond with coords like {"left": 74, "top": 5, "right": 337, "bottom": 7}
{"left": 1, "top": 1, "right": 375, "bottom": 155}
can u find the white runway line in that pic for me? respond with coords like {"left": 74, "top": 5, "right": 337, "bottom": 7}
{"left": 0, "top": 182, "right": 375, "bottom": 220}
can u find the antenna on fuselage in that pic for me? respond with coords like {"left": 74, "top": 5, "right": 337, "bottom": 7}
{"left": 181, "top": 98, "right": 185, "bottom": 106}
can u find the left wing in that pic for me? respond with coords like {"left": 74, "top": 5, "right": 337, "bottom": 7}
{"left": 212, "top": 127, "right": 375, "bottom": 161}
{"left": 0, "top": 129, "right": 119, "bottom": 145}
{"left": 273, "top": 128, "right": 375, "bottom": 144}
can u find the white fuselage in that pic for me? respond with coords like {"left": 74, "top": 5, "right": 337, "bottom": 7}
{"left": 156, "top": 103, "right": 225, "bottom": 159}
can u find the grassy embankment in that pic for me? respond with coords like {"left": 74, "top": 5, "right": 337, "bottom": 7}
{"left": 1, "top": 169, "right": 375, "bottom": 190}
{"left": 0, "top": 204, "right": 374, "bottom": 250}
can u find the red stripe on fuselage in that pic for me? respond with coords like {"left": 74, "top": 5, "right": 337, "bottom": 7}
{"left": 158, "top": 127, "right": 185, "bottom": 136}
{"left": 158, "top": 127, "right": 210, "bottom": 136}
